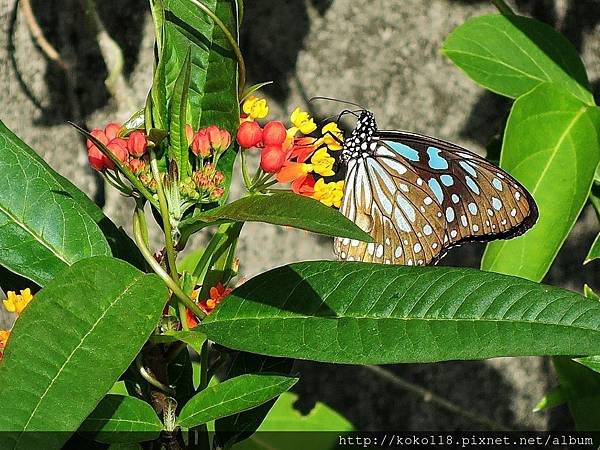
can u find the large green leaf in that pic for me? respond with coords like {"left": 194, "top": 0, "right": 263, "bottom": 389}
{"left": 553, "top": 357, "right": 600, "bottom": 431}
{"left": 214, "top": 353, "right": 294, "bottom": 448}
{"left": 198, "top": 0, "right": 240, "bottom": 202}
{"left": 2, "top": 121, "right": 143, "bottom": 269}
{"left": 0, "top": 121, "right": 111, "bottom": 285}
{"left": 177, "top": 374, "right": 298, "bottom": 429}
{"left": 233, "top": 392, "right": 352, "bottom": 450}
{"left": 168, "top": 49, "right": 192, "bottom": 178}
{"left": 179, "top": 193, "right": 373, "bottom": 242}
{"left": 201, "top": 261, "right": 600, "bottom": 364}
{"left": 442, "top": 14, "right": 593, "bottom": 104}
{"left": 0, "top": 257, "right": 167, "bottom": 450}
{"left": 79, "top": 394, "right": 163, "bottom": 443}
{"left": 163, "top": 0, "right": 217, "bottom": 128}
{"left": 584, "top": 233, "right": 600, "bottom": 264}
{"left": 481, "top": 83, "right": 600, "bottom": 282}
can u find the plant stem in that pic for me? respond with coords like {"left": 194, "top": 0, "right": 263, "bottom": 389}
{"left": 240, "top": 150, "right": 252, "bottom": 189}
{"left": 136, "top": 353, "right": 175, "bottom": 395}
{"left": 133, "top": 207, "right": 206, "bottom": 320}
{"left": 491, "top": 0, "right": 515, "bottom": 15}
{"left": 190, "top": 0, "right": 246, "bottom": 97}
{"left": 365, "top": 365, "right": 511, "bottom": 431}
{"left": 149, "top": 148, "right": 180, "bottom": 284}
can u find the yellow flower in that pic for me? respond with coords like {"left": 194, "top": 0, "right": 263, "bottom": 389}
{"left": 310, "top": 148, "right": 335, "bottom": 177}
{"left": 242, "top": 96, "right": 269, "bottom": 121}
{"left": 290, "top": 107, "right": 317, "bottom": 135}
{"left": 312, "top": 179, "right": 344, "bottom": 208}
{"left": 0, "top": 330, "right": 9, "bottom": 348}
{"left": 319, "top": 122, "right": 343, "bottom": 151}
{"left": 3, "top": 288, "right": 33, "bottom": 315}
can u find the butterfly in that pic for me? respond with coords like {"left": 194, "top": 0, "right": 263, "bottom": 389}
{"left": 332, "top": 109, "right": 538, "bottom": 266}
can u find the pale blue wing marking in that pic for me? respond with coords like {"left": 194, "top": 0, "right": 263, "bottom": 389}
{"left": 426, "top": 146, "right": 449, "bottom": 169}
{"left": 465, "top": 176, "right": 480, "bottom": 194}
{"left": 427, "top": 178, "right": 444, "bottom": 203}
{"left": 440, "top": 174, "right": 454, "bottom": 186}
{"left": 383, "top": 140, "right": 419, "bottom": 161}
{"left": 459, "top": 161, "right": 477, "bottom": 177}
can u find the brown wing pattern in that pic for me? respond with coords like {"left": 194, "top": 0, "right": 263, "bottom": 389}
{"left": 334, "top": 131, "right": 538, "bottom": 265}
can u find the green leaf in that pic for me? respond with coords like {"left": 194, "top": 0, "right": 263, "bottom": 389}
{"left": 533, "top": 385, "right": 567, "bottom": 412}
{"left": 1, "top": 121, "right": 142, "bottom": 269}
{"left": 584, "top": 233, "right": 600, "bottom": 264}
{"left": 201, "top": 261, "right": 600, "bottom": 364}
{"left": 442, "top": 14, "right": 593, "bottom": 104}
{"left": 198, "top": 0, "right": 240, "bottom": 202}
{"left": 108, "top": 444, "right": 143, "bottom": 450}
{"left": 177, "top": 374, "right": 298, "bottom": 428}
{"left": 215, "top": 353, "right": 294, "bottom": 447}
{"left": 584, "top": 284, "right": 600, "bottom": 302}
{"left": 168, "top": 49, "right": 192, "bottom": 178}
{"left": 481, "top": 83, "right": 600, "bottom": 282}
{"left": 163, "top": 0, "right": 217, "bottom": 128}
{"left": 575, "top": 355, "right": 600, "bottom": 374}
{"left": 0, "top": 121, "right": 111, "bottom": 285}
{"left": 180, "top": 193, "right": 373, "bottom": 242}
{"left": 232, "top": 393, "right": 353, "bottom": 450}
{"left": 0, "top": 257, "right": 167, "bottom": 450}
{"left": 553, "top": 357, "right": 600, "bottom": 431}
{"left": 79, "top": 395, "right": 163, "bottom": 443}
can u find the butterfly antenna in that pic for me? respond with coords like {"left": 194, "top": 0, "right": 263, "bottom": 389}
{"left": 308, "top": 96, "right": 367, "bottom": 110}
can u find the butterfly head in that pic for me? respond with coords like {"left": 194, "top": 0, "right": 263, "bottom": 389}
{"left": 340, "top": 110, "right": 378, "bottom": 164}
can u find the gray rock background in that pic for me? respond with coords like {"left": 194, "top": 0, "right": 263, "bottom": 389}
{"left": 2, "top": 0, "right": 600, "bottom": 432}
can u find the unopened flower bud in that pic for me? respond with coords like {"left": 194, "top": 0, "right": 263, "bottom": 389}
{"left": 213, "top": 170, "right": 225, "bottom": 185}
{"left": 87, "top": 129, "right": 111, "bottom": 171}
{"left": 262, "top": 121, "right": 287, "bottom": 146}
{"left": 236, "top": 121, "right": 263, "bottom": 148}
{"left": 185, "top": 124, "right": 194, "bottom": 145}
{"left": 210, "top": 187, "right": 225, "bottom": 201}
{"left": 128, "top": 158, "right": 146, "bottom": 174}
{"left": 107, "top": 138, "right": 129, "bottom": 165}
{"left": 104, "top": 122, "right": 122, "bottom": 141}
{"left": 191, "top": 129, "right": 211, "bottom": 157}
{"left": 260, "top": 145, "right": 286, "bottom": 173}
{"left": 207, "top": 125, "right": 231, "bottom": 152}
{"left": 127, "top": 131, "right": 147, "bottom": 157}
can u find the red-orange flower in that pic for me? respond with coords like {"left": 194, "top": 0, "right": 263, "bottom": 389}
{"left": 86, "top": 123, "right": 128, "bottom": 171}
{"left": 200, "top": 282, "right": 232, "bottom": 313}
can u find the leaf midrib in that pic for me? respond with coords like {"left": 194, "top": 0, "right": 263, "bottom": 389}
{"left": 15, "top": 274, "right": 144, "bottom": 445}
{"left": 206, "top": 313, "right": 600, "bottom": 335}
{"left": 0, "top": 200, "right": 69, "bottom": 265}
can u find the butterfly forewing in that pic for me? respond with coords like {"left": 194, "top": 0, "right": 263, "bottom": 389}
{"left": 334, "top": 123, "right": 538, "bottom": 266}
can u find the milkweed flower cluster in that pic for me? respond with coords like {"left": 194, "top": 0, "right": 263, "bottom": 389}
{"left": 186, "top": 282, "right": 233, "bottom": 328}
{"left": 236, "top": 96, "right": 346, "bottom": 208}
{"left": 86, "top": 122, "right": 231, "bottom": 204}
{"left": 1, "top": 288, "right": 34, "bottom": 360}
{"left": 181, "top": 124, "right": 231, "bottom": 203}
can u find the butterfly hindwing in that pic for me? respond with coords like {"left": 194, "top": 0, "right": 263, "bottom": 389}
{"left": 335, "top": 125, "right": 538, "bottom": 266}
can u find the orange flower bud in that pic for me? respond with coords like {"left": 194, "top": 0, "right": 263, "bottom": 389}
{"left": 128, "top": 158, "right": 146, "bottom": 174}
{"left": 87, "top": 129, "right": 109, "bottom": 171}
{"left": 185, "top": 124, "right": 194, "bottom": 145}
{"left": 104, "top": 122, "right": 121, "bottom": 141}
{"left": 213, "top": 170, "right": 225, "bottom": 185}
{"left": 236, "top": 121, "right": 263, "bottom": 148}
{"left": 210, "top": 187, "right": 225, "bottom": 201}
{"left": 191, "top": 129, "right": 211, "bottom": 157}
{"left": 127, "top": 131, "right": 147, "bottom": 157}
{"left": 208, "top": 125, "right": 231, "bottom": 152}
{"left": 262, "top": 121, "right": 287, "bottom": 146}
{"left": 260, "top": 145, "right": 286, "bottom": 173}
{"left": 106, "top": 138, "right": 129, "bottom": 166}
